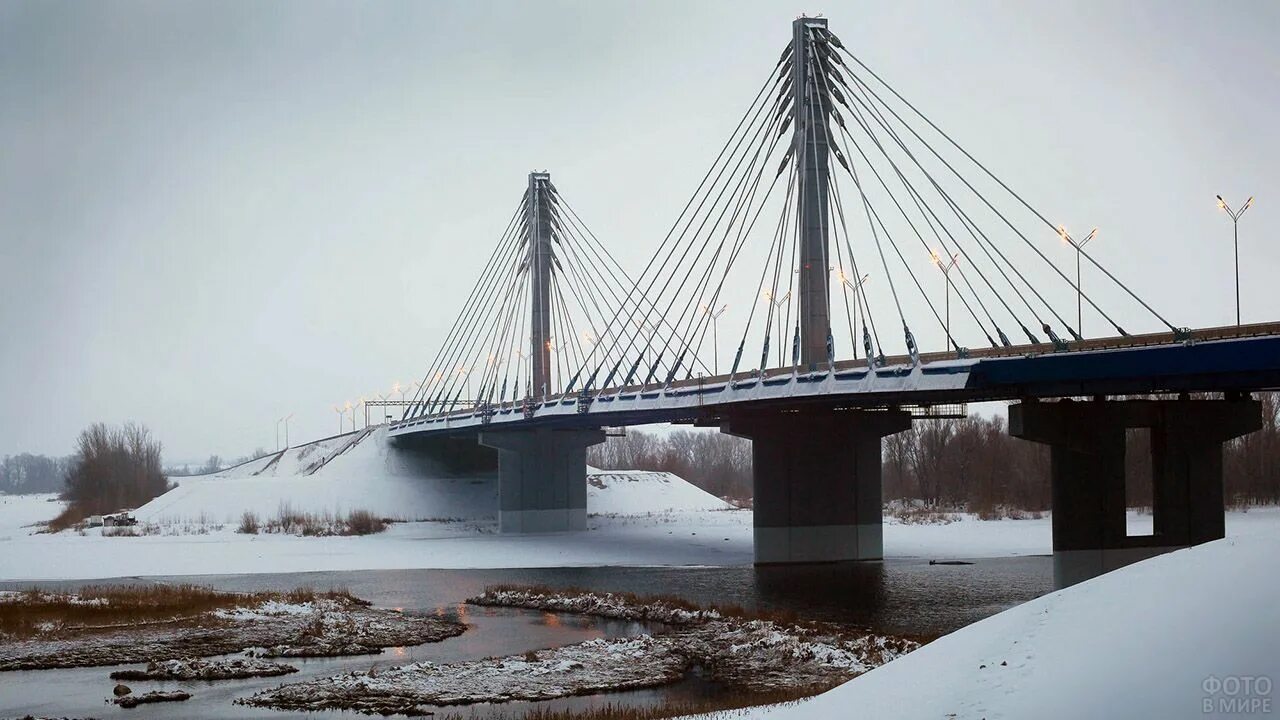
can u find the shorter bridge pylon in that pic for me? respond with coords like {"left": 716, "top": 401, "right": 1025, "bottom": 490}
{"left": 480, "top": 427, "right": 605, "bottom": 533}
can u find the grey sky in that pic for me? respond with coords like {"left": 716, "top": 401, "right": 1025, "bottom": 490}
{"left": 2, "top": 0, "right": 1278, "bottom": 462}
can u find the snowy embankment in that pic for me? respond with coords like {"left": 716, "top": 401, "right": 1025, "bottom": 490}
{"left": 749, "top": 519, "right": 1280, "bottom": 720}
{"left": 134, "top": 426, "right": 732, "bottom": 525}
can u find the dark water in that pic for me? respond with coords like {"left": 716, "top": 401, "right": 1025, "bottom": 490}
{"left": 0, "top": 557, "right": 1052, "bottom": 719}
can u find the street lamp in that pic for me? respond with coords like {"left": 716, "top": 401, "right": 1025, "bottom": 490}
{"left": 836, "top": 271, "right": 871, "bottom": 358}
{"left": 333, "top": 405, "right": 344, "bottom": 434}
{"left": 1057, "top": 226, "right": 1098, "bottom": 336}
{"left": 343, "top": 401, "right": 354, "bottom": 432}
{"left": 581, "top": 330, "right": 598, "bottom": 375}
{"left": 762, "top": 290, "right": 791, "bottom": 367}
{"left": 632, "top": 319, "right": 656, "bottom": 376}
{"left": 282, "top": 413, "right": 294, "bottom": 448}
{"left": 456, "top": 366, "right": 472, "bottom": 407}
{"left": 700, "top": 304, "right": 727, "bottom": 374}
{"left": 1216, "top": 195, "right": 1254, "bottom": 325}
{"left": 929, "top": 249, "right": 960, "bottom": 343}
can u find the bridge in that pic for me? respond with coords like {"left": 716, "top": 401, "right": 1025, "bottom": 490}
{"left": 390, "top": 17, "right": 1279, "bottom": 585}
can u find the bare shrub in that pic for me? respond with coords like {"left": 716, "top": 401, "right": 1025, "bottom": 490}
{"left": 50, "top": 423, "right": 167, "bottom": 530}
{"left": 238, "top": 511, "right": 260, "bottom": 535}
{"left": 344, "top": 510, "right": 389, "bottom": 536}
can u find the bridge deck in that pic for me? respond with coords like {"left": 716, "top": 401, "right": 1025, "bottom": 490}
{"left": 390, "top": 323, "right": 1280, "bottom": 439}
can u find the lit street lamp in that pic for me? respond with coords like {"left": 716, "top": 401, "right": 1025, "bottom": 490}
{"left": 700, "top": 304, "right": 728, "bottom": 374}
{"left": 1216, "top": 195, "right": 1254, "bottom": 325}
{"left": 930, "top": 249, "right": 960, "bottom": 343}
{"left": 1057, "top": 225, "right": 1098, "bottom": 336}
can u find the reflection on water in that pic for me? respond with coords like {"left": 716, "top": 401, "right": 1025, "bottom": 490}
{"left": 0, "top": 556, "right": 1052, "bottom": 718}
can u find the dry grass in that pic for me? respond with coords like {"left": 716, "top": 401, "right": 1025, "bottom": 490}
{"left": 438, "top": 688, "right": 818, "bottom": 720}
{"left": 46, "top": 504, "right": 87, "bottom": 532}
{"left": 237, "top": 505, "right": 391, "bottom": 536}
{"left": 0, "top": 584, "right": 357, "bottom": 640}
{"left": 238, "top": 510, "right": 260, "bottom": 534}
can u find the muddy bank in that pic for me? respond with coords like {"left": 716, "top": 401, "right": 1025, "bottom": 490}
{"left": 239, "top": 635, "right": 686, "bottom": 715}
{"left": 109, "top": 656, "right": 298, "bottom": 680}
{"left": 113, "top": 690, "right": 191, "bottom": 708}
{"left": 242, "top": 587, "right": 919, "bottom": 715}
{"left": 0, "top": 590, "right": 464, "bottom": 671}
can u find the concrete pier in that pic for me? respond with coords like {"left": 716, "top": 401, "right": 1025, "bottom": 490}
{"left": 726, "top": 408, "right": 912, "bottom": 564}
{"left": 480, "top": 427, "right": 604, "bottom": 533}
{"left": 1010, "top": 398, "right": 1261, "bottom": 586}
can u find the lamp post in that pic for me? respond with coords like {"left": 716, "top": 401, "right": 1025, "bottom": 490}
{"left": 343, "top": 401, "right": 354, "bottom": 432}
{"left": 275, "top": 417, "right": 283, "bottom": 451}
{"left": 1057, "top": 225, "right": 1098, "bottom": 336}
{"left": 581, "top": 331, "right": 598, "bottom": 378}
{"left": 837, "top": 271, "right": 871, "bottom": 357}
{"left": 283, "top": 413, "right": 293, "bottom": 448}
{"left": 762, "top": 290, "right": 791, "bottom": 368}
{"left": 633, "top": 319, "right": 656, "bottom": 378}
{"left": 333, "top": 405, "right": 344, "bottom": 434}
{"left": 929, "top": 250, "right": 960, "bottom": 343}
{"left": 456, "top": 366, "right": 472, "bottom": 407}
{"left": 700, "top": 304, "right": 728, "bottom": 374}
{"left": 1216, "top": 195, "right": 1254, "bottom": 325}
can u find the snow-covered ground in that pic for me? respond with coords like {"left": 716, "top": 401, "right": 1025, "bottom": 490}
{"left": 0, "top": 493, "right": 61, "bottom": 540}
{"left": 4, "top": 484, "right": 1277, "bottom": 582}
{"left": 746, "top": 516, "right": 1280, "bottom": 720}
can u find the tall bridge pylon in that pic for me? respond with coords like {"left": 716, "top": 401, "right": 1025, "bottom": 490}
{"left": 527, "top": 171, "right": 555, "bottom": 398}
{"left": 794, "top": 16, "right": 834, "bottom": 368}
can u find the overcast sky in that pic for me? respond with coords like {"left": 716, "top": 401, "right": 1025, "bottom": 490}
{"left": 2, "top": 0, "right": 1278, "bottom": 463}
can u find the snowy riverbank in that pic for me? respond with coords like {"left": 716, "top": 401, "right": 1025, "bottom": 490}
{"left": 737, "top": 516, "right": 1280, "bottom": 720}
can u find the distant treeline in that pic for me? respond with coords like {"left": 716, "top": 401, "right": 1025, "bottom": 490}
{"left": 589, "top": 393, "right": 1280, "bottom": 511}
{"left": 0, "top": 453, "right": 71, "bottom": 494}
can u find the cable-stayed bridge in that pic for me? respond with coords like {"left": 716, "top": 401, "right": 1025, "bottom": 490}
{"left": 390, "top": 17, "right": 1280, "bottom": 584}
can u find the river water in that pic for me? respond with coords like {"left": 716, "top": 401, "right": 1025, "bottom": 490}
{"left": 0, "top": 557, "right": 1052, "bottom": 719}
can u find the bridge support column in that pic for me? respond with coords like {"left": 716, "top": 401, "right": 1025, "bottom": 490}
{"left": 480, "top": 427, "right": 604, "bottom": 533}
{"left": 1010, "top": 398, "right": 1261, "bottom": 587}
{"left": 726, "top": 409, "right": 912, "bottom": 564}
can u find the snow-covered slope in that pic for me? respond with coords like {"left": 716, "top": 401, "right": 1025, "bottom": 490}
{"left": 135, "top": 428, "right": 731, "bottom": 524}
{"left": 754, "top": 515, "right": 1280, "bottom": 720}
{"left": 137, "top": 427, "right": 495, "bottom": 524}
{"left": 587, "top": 469, "right": 733, "bottom": 514}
